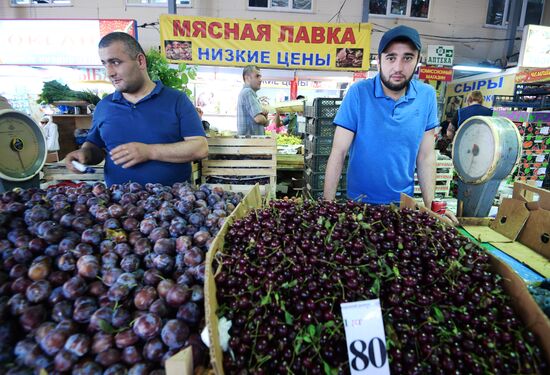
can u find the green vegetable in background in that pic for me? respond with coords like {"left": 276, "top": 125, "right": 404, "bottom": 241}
{"left": 37, "top": 80, "right": 101, "bottom": 105}
{"left": 146, "top": 49, "right": 196, "bottom": 99}
{"left": 276, "top": 134, "right": 303, "bottom": 145}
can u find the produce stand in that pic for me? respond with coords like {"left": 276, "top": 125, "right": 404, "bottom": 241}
{"left": 204, "top": 186, "right": 550, "bottom": 373}
{"left": 201, "top": 136, "right": 276, "bottom": 197}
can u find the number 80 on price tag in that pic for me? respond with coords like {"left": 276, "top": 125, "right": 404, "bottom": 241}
{"left": 340, "top": 299, "right": 390, "bottom": 374}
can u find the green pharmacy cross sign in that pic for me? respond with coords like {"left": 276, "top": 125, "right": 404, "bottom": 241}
{"left": 427, "top": 45, "right": 454, "bottom": 67}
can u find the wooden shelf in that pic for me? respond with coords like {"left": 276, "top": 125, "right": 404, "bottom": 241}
{"left": 51, "top": 114, "right": 92, "bottom": 160}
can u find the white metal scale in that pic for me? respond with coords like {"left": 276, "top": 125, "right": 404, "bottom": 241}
{"left": 0, "top": 109, "right": 48, "bottom": 192}
{"left": 452, "top": 116, "right": 522, "bottom": 217}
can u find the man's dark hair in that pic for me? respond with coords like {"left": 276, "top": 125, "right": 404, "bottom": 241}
{"left": 242, "top": 65, "right": 260, "bottom": 81}
{"left": 296, "top": 95, "right": 305, "bottom": 100}
{"left": 98, "top": 32, "right": 145, "bottom": 59}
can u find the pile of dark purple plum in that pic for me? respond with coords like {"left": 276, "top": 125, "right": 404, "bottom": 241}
{"left": 0, "top": 181, "right": 242, "bottom": 374}
{"left": 215, "top": 199, "right": 548, "bottom": 374}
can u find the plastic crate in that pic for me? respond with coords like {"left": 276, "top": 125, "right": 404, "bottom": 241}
{"left": 305, "top": 168, "right": 346, "bottom": 190}
{"left": 305, "top": 118, "right": 336, "bottom": 137}
{"left": 304, "top": 98, "right": 342, "bottom": 118}
{"left": 304, "top": 153, "right": 348, "bottom": 173}
{"left": 305, "top": 135, "right": 333, "bottom": 155}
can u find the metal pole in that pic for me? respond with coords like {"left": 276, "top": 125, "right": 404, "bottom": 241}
{"left": 362, "top": 0, "right": 370, "bottom": 22}
{"left": 504, "top": 0, "right": 522, "bottom": 64}
{"left": 168, "top": 0, "right": 177, "bottom": 14}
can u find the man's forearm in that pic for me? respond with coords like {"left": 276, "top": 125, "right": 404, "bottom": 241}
{"left": 323, "top": 152, "right": 345, "bottom": 200}
{"left": 81, "top": 142, "right": 105, "bottom": 165}
{"left": 149, "top": 137, "right": 208, "bottom": 163}
{"left": 417, "top": 150, "right": 436, "bottom": 208}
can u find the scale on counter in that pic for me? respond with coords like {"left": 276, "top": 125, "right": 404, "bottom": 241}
{"left": 452, "top": 115, "right": 522, "bottom": 217}
{"left": 0, "top": 109, "right": 48, "bottom": 192}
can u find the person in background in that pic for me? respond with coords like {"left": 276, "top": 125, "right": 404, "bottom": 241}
{"left": 451, "top": 90, "right": 493, "bottom": 129}
{"left": 0, "top": 95, "right": 12, "bottom": 111}
{"left": 195, "top": 106, "right": 211, "bottom": 133}
{"left": 65, "top": 32, "right": 207, "bottom": 186}
{"left": 435, "top": 115, "right": 454, "bottom": 158}
{"left": 274, "top": 95, "right": 306, "bottom": 135}
{"left": 39, "top": 115, "right": 60, "bottom": 153}
{"left": 323, "top": 25, "right": 438, "bottom": 209}
{"left": 237, "top": 65, "right": 268, "bottom": 135}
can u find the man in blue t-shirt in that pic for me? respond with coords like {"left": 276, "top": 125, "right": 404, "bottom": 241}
{"left": 323, "top": 25, "right": 439, "bottom": 207}
{"left": 65, "top": 32, "right": 208, "bottom": 187}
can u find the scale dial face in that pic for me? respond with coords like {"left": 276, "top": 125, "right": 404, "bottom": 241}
{"left": 0, "top": 110, "right": 47, "bottom": 182}
{"left": 454, "top": 120, "right": 496, "bottom": 183}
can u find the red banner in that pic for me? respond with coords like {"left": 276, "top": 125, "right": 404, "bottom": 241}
{"left": 418, "top": 66, "right": 453, "bottom": 82}
{"left": 515, "top": 68, "right": 550, "bottom": 83}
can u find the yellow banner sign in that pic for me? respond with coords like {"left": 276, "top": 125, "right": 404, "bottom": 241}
{"left": 159, "top": 15, "right": 371, "bottom": 71}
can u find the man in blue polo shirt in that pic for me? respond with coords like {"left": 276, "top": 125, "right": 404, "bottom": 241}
{"left": 65, "top": 32, "right": 208, "bottom": 187}
{"left": 324, "top": 25, "right": 438, "bottom": 207}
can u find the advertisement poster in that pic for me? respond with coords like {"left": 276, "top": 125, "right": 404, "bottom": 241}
{"left": 159, "top": 15, "right": 371, "bottom": 71}
{"left": 444, "top": 73, "right": 515, "bottom": 118}
{"left": 0, "top": 19, "right": 136, "bottom": 66}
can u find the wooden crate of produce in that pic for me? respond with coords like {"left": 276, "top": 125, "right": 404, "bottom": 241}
{"left": 201, "top": 136, "right": 277, "bottom": 196}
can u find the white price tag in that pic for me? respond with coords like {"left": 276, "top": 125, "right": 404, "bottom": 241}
{"left": 535, "top": 154, "right": 546, "bottom": 162}
{"left": 340, "top": 299, "right": 390, "bottom": 375}
{"left": 540, "top": 126, "right": 549, "bottom": 135}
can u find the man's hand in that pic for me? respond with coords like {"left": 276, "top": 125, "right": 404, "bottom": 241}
{"left": 443, "top": 210, "right": 459, "bottom": 225}
{"left": 65, "top": 150, "right": 88, "bottom": 173}
{"left": 111, "top": 142, "right": 152, "bottom": 169}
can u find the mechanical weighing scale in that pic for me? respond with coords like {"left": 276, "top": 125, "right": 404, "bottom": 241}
{"left": 452, "top": 115, "right": 522, "bottom": 217}
{"left": 0, "top": 109, "right": 48, "bottom": 193}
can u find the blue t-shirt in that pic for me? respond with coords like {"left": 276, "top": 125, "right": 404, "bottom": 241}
{"left": 87, "top": 81, "right": 205, "bottom": 187}
{"left": 334, "top": 75, "right": 439, "bottom": 204}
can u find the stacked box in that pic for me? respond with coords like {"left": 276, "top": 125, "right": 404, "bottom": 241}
{"left": 501, "top": 111, "right": 550, "bottom": 187}
{"left": 413, "top": 158, "right": 455, "bottom": 197}
{"left": 303, "top": 98, "right": 345, "bottom": 198}
{"left": 201, "top": 136, "right": 277, "bottom": 197}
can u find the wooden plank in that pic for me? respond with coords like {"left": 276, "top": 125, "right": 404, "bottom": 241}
{"left": 202, "top": 167, "right": 276, "bottom": 177}
{"left": 203, "top": 159, "right": 276, "bottom": 168}
{"left": 201, "top": 183, "right": 270, "bottom": 196}
{"left": 208, "top": 146, "right": 276, "bottom": 156}
{"left": 207, "top": 137, "right": 275, "bottom": 147}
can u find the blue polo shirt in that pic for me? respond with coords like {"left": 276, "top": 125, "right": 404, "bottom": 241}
{"left": 334, "top": 75, "right": 438, "bottom": 204}
{"left": 87, "top": 81, "right": 205, "bottom": 187}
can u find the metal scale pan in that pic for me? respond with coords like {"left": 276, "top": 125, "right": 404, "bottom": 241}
{"left": 0, "top": 109, "right": 48, "bottom": 192}
{"left": 452, "top": 115, "right": 522, "bottom": 217}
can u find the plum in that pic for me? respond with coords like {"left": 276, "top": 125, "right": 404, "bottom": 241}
{"left": 165, "top": 284, "right": 190, "bottom": 307}
{"left": 134, "top": 286, "right": 157, "bottom": 311}
{"left": 132, "top": 313, "right": 162, "bottom": 340}
{"left": 115, "top": 329, "right": 139, "bottom": 349}
{"left": 64, "top": 333, "right": 91, "bottom": 357}
{"left": 25, "top": 279, "right": 51, "bottom": 303}
{"left": 160, "top": 319, "right": 189, "bottom": 349}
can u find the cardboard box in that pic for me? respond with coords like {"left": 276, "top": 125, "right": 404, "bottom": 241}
{"left": 459, "top": 182, "right": 550, "bottom": 274}
{"left": 205, "top": 188, "right": 550, "bottom": 373}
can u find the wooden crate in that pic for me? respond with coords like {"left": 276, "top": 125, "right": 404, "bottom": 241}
{"left": 41, "top": 162, "right": 104, "bottom": 182}
{"left": 201, "top": 136, "right": 277, "bottom": 196}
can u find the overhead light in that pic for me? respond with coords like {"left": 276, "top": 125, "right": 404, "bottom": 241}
{"left": 370, "top": 60, "right": 378, "bottom": 65}
{"left": 452, "top": 65, "right": 502, "bottom": 73}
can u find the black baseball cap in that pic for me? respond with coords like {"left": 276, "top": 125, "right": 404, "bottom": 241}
{"left": 378, "top": 25, "right": 422, "bottom": 55}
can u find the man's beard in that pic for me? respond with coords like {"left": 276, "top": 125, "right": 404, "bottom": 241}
{"left": 379, "top": 66, "right": 414, "bottom": 92}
